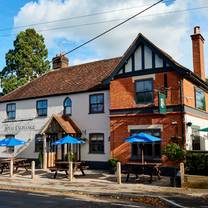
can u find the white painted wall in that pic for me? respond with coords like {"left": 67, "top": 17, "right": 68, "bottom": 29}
{"left": 185, "top": 114, "right": 208, "bottom": 151}
{"left": 0, "top": 90, "right": 110, "bottom": 162}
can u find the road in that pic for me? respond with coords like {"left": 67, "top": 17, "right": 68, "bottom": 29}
{"left": 0, "top": 190, "right": 151, "bottom": 208}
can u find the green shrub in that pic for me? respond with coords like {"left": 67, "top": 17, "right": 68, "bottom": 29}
{"left": 108, "top": 158, "right": 119, "bottom": 167}
{"left": 163, "top": 143, "right": 185, "bottom": 162}
{"left": 185, "top": 151, "right": 208, "bottom": 176}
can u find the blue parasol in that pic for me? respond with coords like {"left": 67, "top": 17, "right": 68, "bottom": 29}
{"left": 124, "top": 133, "right": 161, "bottom": 164}
{"left": 52, "top": 135, "right": 85, "bottom": 145}
{"left": 0, "top": 138, "right": 26, "bottom": 147}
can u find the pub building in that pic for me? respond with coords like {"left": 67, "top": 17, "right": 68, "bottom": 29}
{"left": 0, "top": 26, "right": 207, "bottom": 168}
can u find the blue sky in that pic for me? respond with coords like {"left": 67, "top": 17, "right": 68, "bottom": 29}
{"left": 0, "top": 0, "right": 208, "bottom": 77}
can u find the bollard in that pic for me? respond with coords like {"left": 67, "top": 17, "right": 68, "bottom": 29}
{"left": 31, "top": 161, "right": 35, "bottom": 180}
{"left": 10, "top": 159, "right": 13, "bottom": 177}
{"left": 68, "top": 161, "right": 73, "bottom": 182}
{"left": 116, "top": 162, "right": 121, "bottom": 184}
{"left": 180, "top": 162, "right": 185, "bottom": 187}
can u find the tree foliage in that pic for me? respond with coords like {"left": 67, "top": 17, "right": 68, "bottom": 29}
{"left": 1, "top": 28, "right": 50, "bottom": 94}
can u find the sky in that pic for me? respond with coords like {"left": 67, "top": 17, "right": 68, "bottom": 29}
{"left": 0, "top": 0, "right": 208, "bottom": 77}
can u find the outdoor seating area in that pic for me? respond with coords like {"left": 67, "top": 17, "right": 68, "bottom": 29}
{"left": 0, "top": 158, "right": 30, "bottom": 174}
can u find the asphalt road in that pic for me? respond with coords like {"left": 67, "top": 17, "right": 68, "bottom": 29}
{"left": 0, "top": 190, "right": 150, "bottom": 208}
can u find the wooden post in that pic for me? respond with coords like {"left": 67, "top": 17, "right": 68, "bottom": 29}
{"left": 10, "top": 159, "right": 13, "bottom": 177}
{"left": 180, "top": 162, "right": 185, "bottom": 187}
{"left": 116, "top": 162, "right": 121, "bottom": 184}
{"left": 31, "top": 161, "right": 35, "bottom": 180}
{"left": 43, "top": 134, "right": 47, "bottom": 170}
{"left": 68, "top": 161, "right": 73, "bottom": 182}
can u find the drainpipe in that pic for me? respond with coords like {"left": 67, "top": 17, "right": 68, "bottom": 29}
{"left": 179, "top": 79, "right": 185, "bottom": 147}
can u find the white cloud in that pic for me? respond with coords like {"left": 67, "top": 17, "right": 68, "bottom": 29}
{"left": 14, "top": 0, "right": 195, "bottom": 68}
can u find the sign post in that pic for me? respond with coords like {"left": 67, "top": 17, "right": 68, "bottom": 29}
{"left": 158, "top": 92, "right": 166, "bottom": 114}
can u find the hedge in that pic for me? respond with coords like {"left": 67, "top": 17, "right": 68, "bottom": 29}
{"left": 185, "top": 151, "right": 208, "bottom": 176}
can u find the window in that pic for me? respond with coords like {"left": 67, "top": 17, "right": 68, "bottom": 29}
{"left": 195, "top": 88, "right": 206, "bottom": 111}
{"left": 36, "top": 100, "right": 47, "bottom": 116}
{"left": 35, "top": 134, "right": 43, "bottom": 152}
{"left": 191, "top": 127, "right": 200, "bottom": 150}
{"left": 63, "top": 97, "right": 72, "bottom": 115}
{"left": 131, "top": 129, "right": 161, "bottom": 161}
{"left": 135, "top": 79, "right": 153, "bottom": 104}
{"left": 6, "top": 103, "right": 16, "bottom": 119}
{"left": 89, "top": 133, "right": 104, "bottom": 154}
{"left": 89, "top": 94, "right": 104, "bottom": 113}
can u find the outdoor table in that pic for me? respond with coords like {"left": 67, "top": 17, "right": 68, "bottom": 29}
{"left": 50, "top": 161, "right": 86, "bottom": 179}
{"left": 124, "top": 162, "right": 162, "bottom": 183}
{"left": 14, "top": 159, "right": 30, "bottom": 171}
{"left": 0, "top": 158, "right": 29, "bottom": 174}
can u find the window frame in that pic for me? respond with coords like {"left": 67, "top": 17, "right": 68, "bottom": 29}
{"left": 89, "top": 93, "right": 104, "bottom": 114}
{"left": 135, "top": 78, "right": 154, "bottom": 105}
{"left": 191, "top": 126, "right": 201, "bottom": 151}
{"left": 89, "top": 133, "right": 104, "bottom": 154}
{"left": 36, "top": 99, "right": 48, "bottom": 117}
{"left": 6, "top": 103, "right": 16, "bottom": 120}
{"left": 34, "top": 134, "right": 43, "bottom": 153}
{"left": 63, "top": 97, "right": 72, "bottom": 116}
{"left": 195, "top": 87, "right": 206, "bottom": 111}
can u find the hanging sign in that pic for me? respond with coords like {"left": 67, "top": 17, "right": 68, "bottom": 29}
{"left": 158, "top": 92, "right": 166, "bottom": 114}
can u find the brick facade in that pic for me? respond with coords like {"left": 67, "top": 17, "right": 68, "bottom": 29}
{"left": 110, "top": 113, "right": 183, "bottom": 163}
{"left": 110, "top": 71, "right": 182, "bottom": 110}
{"left": 109, "top": 71, "right": 185, "bottom": 163}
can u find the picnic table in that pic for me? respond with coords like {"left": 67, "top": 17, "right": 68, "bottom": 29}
{"left": 49, "top": 161, "right": 88, "bottom": 179}
{"left": 123, "top": 162, "right": 161, "bottom": 183}
{"left": 0, "top": 158, "right": 30, "bottom": 174}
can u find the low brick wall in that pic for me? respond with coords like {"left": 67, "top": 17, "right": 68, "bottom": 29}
{"left": 183, "top": 174, "right": 208, "bottom": 189}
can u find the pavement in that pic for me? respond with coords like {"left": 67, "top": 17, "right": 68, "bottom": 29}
{"left": 0, "top": 169, "right": 207, "bottom": 208}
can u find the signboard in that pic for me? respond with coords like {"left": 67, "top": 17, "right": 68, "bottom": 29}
{"left": 158, "top": 92, "right": 166, "bottom": 114}
{"left": 3, "top": 122, "right": 35, "bottom": 134}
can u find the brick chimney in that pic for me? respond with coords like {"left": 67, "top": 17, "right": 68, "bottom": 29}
{"left": 191, "top": 26, "right": 205, "bottom": 80}
{"left": 52, "top": 54, "right": 69, "bottom": 69}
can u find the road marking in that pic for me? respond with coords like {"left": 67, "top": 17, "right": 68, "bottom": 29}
{"left": 65, "top": 197, "right": 80, "bottom": 201}
{"left": 27, "top": 193, "right": 48, "bottom": 197}
{"left": 159, "top": 197, "right": 187, "bottom": 208}
{"left": 0, "top": 190, "right": 16, "bottom": 193}
{"left": 111, "top": 203, "right": 142, "bottom": 208}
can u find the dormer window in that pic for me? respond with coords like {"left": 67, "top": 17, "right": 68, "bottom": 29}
{"left": 63, "top": 97, "right": 72, "bottom": 115}
{"left": 6, "top": 103, "right": 16, "bottom": 120}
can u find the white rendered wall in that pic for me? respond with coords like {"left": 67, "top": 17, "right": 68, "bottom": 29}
{"left": 184, "top": 114, "right": 208, "bottom": 151}
{"left": 0, "top": 90, "right": 110, "bottom": 162}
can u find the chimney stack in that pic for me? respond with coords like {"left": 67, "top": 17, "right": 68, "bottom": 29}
{"left": 52, "top": 54, "right": 69, "bottom": 69}
{"left": 191, "top": 26, "right": 205, "bottom": 81}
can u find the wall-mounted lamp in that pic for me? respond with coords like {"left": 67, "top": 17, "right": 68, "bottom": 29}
{"left": 186, "top": 122, "right": 192, "bottom": 127}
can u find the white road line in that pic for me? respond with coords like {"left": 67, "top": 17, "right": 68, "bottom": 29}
{"left": 0, "top": 190, "right": 16, "bottom": 193}
{"left": 64, "top": 197, "right": 80, "bottom": 201}
{"left": 27, "top": 193, "right": 48, "bottom": 197}
{"left": 111, "top": 203, "right": 142, "bottom": 208}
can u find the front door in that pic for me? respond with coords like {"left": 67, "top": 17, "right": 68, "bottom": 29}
{"left": 46, "top": 133, "right": 58, "bottom": 167}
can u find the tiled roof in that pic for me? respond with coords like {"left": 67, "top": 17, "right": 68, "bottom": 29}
{"left": 0, "top": 57, "right": 121, "bottom": 102}
{"left": 40, "top": 114, "right": 81, "bottom": 134}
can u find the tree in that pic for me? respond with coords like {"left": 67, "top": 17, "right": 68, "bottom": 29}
{"left": 1, "top": 28, "right": 50, "bottom": 94}
{"left": 206, "top": 78, "right": 208, "bottom": 85}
